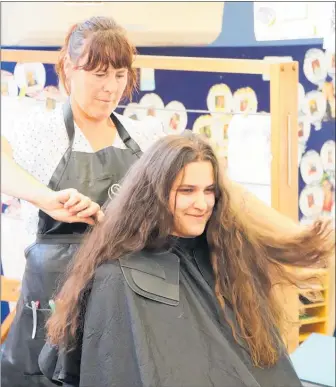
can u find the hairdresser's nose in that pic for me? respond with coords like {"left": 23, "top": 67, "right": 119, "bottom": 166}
{"left": 193, "top": 192, "right": 208, "bottom": 211}
{"left": 103, "top": 74, "right": 118, "bottom": 94}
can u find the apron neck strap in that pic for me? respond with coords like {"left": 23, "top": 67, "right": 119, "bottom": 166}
{"left": 110, "top": 113, "right": 142, "bottom": 157}
{"left": 62, "top": 98, "right": 75, "bottom": 147}
{"left": 63, "top": 99, "right": 142, "bottom": 157}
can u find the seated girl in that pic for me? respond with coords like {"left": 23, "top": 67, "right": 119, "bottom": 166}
{"left": 39, "top": 132, "right": 334, "bottom": 387}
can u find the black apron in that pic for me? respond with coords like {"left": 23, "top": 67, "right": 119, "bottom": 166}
{"left": 1, "top": 101, "right": 142, "bottom": 387}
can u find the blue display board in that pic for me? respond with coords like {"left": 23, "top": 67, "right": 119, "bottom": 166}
{"left": 134, "top": 45, "right": 335, "bottom": 223}
{"left": 1, "top": 44, "right": 335, "bottom": 224}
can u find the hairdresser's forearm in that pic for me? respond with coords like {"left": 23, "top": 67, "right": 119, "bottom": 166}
{"left": 1, "top": 152, "right": 53, "bottom": 208}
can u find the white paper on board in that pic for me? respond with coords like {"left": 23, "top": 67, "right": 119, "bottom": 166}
{"left": 140, "top": 68, "right": 156, "bottom": 91}
{"left": 227, "top": 114, "right": 272, "bottom": 205}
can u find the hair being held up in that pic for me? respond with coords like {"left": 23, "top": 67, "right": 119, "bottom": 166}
{"left": 46, "top": 132, "right": 334, "bottom": 368}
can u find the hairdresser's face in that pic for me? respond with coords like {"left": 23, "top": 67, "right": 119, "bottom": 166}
{"left": 169, "top": 161, "right": 216, "bottom": 238}
{"left": 69, "top": 59, "right": 128, "bottom": 120}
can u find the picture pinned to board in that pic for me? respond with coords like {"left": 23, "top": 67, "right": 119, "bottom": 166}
{"left": 322, "top": 80, "right": 335, "bottom": 119}
{"left": 214, "top": 113, "right": 233, "bottom": 142}
{"left": 298, "top": 116, "right": 311, "bottom": 145}
{"left": 137, "top": 93, "right": 165, "bottom": 121}
{"left": 1, "top": 70, "right": 18, "bottom": 97}
{"left": 232, "top": 87, "right": 258, "bottom": 115}
{"left": 320, "top": 171, "right": 335, "bottom": 217}
{"left": 302, "top": 171, "right": 336, "bottom": 223}
{"left": 206, "top": 84, "right": 233, "bottom": 115}
{"left": 303, "top": 48, "right": 328, "bottom": 87}
{"left": 215, "top": 114, "right": 232, "bottom": 159}
{"left": 325, "top": 49, "right": 335, "bottom": 79}
{"left": 164, "top": 101, "right": 188, "bottom": 134}
{"left": 302, "top": 91, "right": 327, "bottom": 130}
{"left": 299, "top": 184, "right": 325, "bottom": 218}
{"left": 298, "top": 83, "right": 306, "bottom": 112}
{"left": 34, "top": 86, "right": 65, "bottom": 110}
{"left": 320, "top": 140, "right": 335, "bottom": 172}
{"left": 13, "top": 62, "right": 46, "bottom": 97}
{"left": 123, "top": 103, "right": 141, "bottom": 121}
{"left": 300, "top": 150, "right": 324, "bottom": 185}
{"left": 193, "top": 115, "right": 213, "bottom": 140}
{"left": 192, "top": 114, "right": 229, "bottom": 159}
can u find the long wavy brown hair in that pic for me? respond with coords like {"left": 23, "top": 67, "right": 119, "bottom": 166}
{"left": 47, "top": 132, "right": 334, "bottom": 367}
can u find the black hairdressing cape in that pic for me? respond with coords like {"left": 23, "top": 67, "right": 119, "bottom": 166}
{"left": 39, "top": 235, "right": 302, "bottom": 387}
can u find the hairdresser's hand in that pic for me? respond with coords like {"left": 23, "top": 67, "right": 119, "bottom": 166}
{"left": 37, "top": 188, "right": 105, "bottom": 225}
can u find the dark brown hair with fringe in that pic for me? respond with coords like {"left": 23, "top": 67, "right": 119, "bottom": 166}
{"left": 56, "top": 16, "right": 137, "bottom": 98}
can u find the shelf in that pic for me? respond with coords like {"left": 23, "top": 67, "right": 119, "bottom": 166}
{"left": 296, "top": 268, "right": 328, "bottom": 275}
{"left": 299, "top": 287, "right": 328, "bottom": 294}
{"left": 297, "top": 264, "right": 331, "bottom": 344}
{"left": 299, "top": 317, "right": 327, "bottom": 326}
{"left": 301, "top": 302, "right": 327, "bottom": 309}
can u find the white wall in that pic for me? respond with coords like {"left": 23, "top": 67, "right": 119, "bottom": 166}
{"left": 1, "top": 2, "right": 224, "bottom": 46}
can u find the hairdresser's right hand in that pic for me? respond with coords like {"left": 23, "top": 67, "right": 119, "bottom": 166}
{"left": 37, "top": 188, "right": 105, "bottom": 226}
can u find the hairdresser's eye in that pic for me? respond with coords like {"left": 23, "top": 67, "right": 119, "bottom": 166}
{"left": 116, "top": 73, "right": 126, "bottom": 79}
{"left": 95, "top": 73, "right": 106, "bottom": 78}
{"left": 205, "top": 188, "right": 215, "bottom": 194}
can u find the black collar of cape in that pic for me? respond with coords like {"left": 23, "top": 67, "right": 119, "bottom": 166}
{"left": 118, "top": 235, "right": 209, "bottom": 307}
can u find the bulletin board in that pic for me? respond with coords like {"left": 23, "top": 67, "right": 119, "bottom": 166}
{"left": 133, "top": 44, "right": 335, "bottom": 225}
{"left": 3, "top": 45, "right": 334, "bottom": 225}
{"left": 1, "top": 48, "right": 300, "bottom": 222}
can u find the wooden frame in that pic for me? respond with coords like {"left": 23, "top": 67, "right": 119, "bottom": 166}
{"left": 1, "top": 49, "right": 299, "bottom": 222}
{"left": 1, "top": 276, "right": 21, "bottom": 343}
{"left": 1, "top": 49, "right": 300, "bottom": 351}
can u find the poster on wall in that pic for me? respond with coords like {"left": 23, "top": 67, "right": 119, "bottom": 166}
{"left": 254, "top": 2, "right": 331, "bottom": 41}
